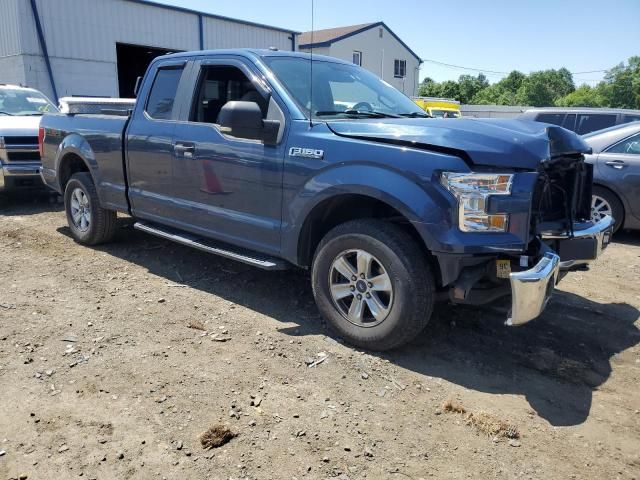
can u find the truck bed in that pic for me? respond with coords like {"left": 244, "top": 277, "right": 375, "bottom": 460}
{"left": 40, "top": 112, "right": 130, "bottom": 211}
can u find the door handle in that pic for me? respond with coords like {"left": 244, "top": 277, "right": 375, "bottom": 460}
{"left": 174, "top": 143, "right": 195, "bottom": 157}
{"left": 605, "top": 160, "right": 626, "bottom": 170}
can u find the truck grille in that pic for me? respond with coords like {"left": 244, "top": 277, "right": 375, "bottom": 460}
{"left": 1, "top": 136, "right": 41, "bottom": 163}
{"left": 3, "top": 136, "right": 38, "bottom": 146}
{"left": 7, "top": 151, "right": 41, "bottom": 161}
{"left": 531, "top": 156, "right": 592, "bottom": 235}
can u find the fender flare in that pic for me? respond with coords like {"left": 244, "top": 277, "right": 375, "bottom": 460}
{"left": 282, "top": 164, "right": 451, "bottom": 264}
{"left": 54, "top": 133, "right": 96, "bottom": 191}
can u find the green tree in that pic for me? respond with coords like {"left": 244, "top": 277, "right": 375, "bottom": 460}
{"left": 599, "top": 57, "right": 640, "bottom": 109}
{"left": 457, "top": 73, "right": 489, "bottom": 104}
{"left": 418, "top": 77, "right": 442, "bottom": 97}
{"left": 556, "top": 85, "right": 606, "bottom": 107}
{"left": 499, "top": 71, "right": 526, "bottom": 94}
{"left": 516, "top": 69, "right": 575, "bottom": 106}
{"left": 438, "top": 80, "right": 460, "bottom": 100}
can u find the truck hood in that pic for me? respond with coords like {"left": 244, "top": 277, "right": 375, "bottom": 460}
{"left": 326, "top": 118, "right": 590, "bottom": 170}
{"left": 0, "top": 115, "right": 42, "bottom": 136}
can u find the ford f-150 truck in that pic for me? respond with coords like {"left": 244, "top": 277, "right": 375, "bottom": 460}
{"left": 0, "top": 84, "right": 58, "bottom": 193}
{"left": 39, "top": 49, "right": 613, "bottom": 351}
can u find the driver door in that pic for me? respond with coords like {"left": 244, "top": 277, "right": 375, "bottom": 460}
{"left": 171, "top": 58, "right": 288, "bottom": 256}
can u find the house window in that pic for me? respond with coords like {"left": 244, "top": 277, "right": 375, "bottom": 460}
{"left": 352, "top": 51, "right": 362, "bottom": 66}
{"left": 379, "top": 27, "right": 383, "bottom": 38}
{"left": 394, "top": 59, "right": 406, "bottom": 78}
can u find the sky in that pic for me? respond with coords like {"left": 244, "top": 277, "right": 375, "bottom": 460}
{"left": 153, "top": 0, "right": 640, "bottom": 86}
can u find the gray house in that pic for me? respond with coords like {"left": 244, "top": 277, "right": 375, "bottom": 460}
{"left": 299, "top": 22, "right": 422, "bottom": 96}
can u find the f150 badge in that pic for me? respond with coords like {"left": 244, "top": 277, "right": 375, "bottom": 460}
{"left": 289, "top": 147, "right": 324, "bottom": 160}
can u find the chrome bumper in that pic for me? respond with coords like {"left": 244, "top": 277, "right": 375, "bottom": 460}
{"left": 0, "top": 162, "right": 43, "bottom": 191}
{"left": 507, "top": 215, "right": 614, "bottom": 326}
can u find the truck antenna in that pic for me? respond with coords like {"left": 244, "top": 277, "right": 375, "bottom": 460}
{"left": 309, "top": 0, "right": 314, "bottom": 128}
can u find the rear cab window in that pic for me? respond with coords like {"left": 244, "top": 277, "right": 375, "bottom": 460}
{"left": 145, "top": 66, "right": 184, "bottom": 120}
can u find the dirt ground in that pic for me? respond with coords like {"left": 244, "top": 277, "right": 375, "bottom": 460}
{"left": 1, "top": 193, "right": 639, "bottom": 480}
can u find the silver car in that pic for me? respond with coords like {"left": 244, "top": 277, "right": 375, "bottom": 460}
{"left": 583, "top": 122, "right": 640, "bottom": 232}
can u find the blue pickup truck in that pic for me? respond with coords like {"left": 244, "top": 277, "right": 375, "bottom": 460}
{"left": 39, "top": 49, "right": 613, "bottom": 350}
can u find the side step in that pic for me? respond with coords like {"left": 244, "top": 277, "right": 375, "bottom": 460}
{"left": 133, "top": 221, "right": 289, "bottom": 271}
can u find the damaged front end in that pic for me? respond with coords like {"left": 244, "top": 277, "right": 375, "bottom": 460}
{"left": 443, "top": 125, "right": 614, "bottom": 326}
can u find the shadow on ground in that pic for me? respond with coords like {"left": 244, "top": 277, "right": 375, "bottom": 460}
{"left": 0, "top": 191, "right": 63, "bottom": 216}
{"left": 54, "top": 219, "right": 640, "bottom": 427}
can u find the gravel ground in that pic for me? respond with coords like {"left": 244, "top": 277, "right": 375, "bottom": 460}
{"left": 1, "top": 194, "right": 639, "bottom": 480}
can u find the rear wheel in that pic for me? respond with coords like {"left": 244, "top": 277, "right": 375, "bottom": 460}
{"left": 312, "top": 219, "right": 434, "bottom": 351}
{"left": 64, "top": 172, "right": 117, "bottom": 245}
{"left": 591, "top": 186, "right": 624, "bottom": 233}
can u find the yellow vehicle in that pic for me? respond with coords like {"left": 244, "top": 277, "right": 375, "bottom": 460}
{"left": 412, "top": 97, "right": 462, "bottom": 118}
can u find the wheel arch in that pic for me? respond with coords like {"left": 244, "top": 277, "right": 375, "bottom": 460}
{"left": 284, "top": 165, "right": 446, "bottom": 279}
{"left": 54, "top": 134, "right": 97, "bottom": 192}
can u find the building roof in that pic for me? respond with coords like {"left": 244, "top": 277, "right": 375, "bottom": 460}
{"left": 298, "top": 21, "right": 422, "bottom": 63}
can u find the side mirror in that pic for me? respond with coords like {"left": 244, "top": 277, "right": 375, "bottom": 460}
{"left": 218, "top": 101, "right": 280, "bottom": 145}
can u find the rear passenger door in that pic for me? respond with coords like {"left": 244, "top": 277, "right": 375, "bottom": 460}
{"left": 170, "top": 57, "right": 288, "bottom": 256}
{"left": 126, "top": 60, "right": 190, "bottom": 222}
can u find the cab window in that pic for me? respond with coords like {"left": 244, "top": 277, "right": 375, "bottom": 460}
{"left": 190, "top": 65, "right": 267, "bottom": 124}
{"left": 145, "top": 67, "right": 184, "bottom": 120}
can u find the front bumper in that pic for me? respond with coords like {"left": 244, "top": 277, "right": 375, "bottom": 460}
{"left": 507, "top": 215, "right": 614, "bottom": 326}
{"left": 0, "top": 162, "right": 44, "bottom": 191}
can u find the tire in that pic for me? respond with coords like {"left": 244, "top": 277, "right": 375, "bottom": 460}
{"left": 312, "top": 219, "right": 435, "bottom": 351}
{"left": 64, "top": 172, "right": 117, "bottom": 245}
{"left": 591, "top": 186, "right": 624, "bottom": 233}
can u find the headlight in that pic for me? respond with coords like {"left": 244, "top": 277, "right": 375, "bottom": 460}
{"left": 441, "top": 172, "right": 514, "bottom": 232}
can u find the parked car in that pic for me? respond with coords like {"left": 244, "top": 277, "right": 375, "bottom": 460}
{"left": 413, "top": 96, "right": 462, "bottom": 118}
{"left": 519, "top": 107, "right": 640, "bottom": 135}
{"left": 0, "top": 84, "right": 58, "bottom": 193}
{"left": 582, "top": 122, "right": 640, "bottom": 232}
{"left": 39, "top": 49, "right": 613, "bottom": 351}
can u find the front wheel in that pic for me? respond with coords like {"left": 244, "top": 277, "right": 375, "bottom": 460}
{"left": 64, "top": 172, "right": 117, "bottom": 245}
{"left": 312, "top": 219, "right": 435, "bottom": 351}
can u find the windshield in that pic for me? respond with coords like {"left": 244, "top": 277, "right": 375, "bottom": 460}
{"left": 264, "top": 57, "right": 425, "bottom": 119}
{"left": 0, "top": 88, "right": 58, "bottom": 116}
{"left": 430, "top": 109, "right": 461, "bottom": 118}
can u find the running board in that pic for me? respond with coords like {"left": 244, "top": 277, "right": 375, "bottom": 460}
{"left": 133, "top": 221, "right": 289, "bottom": 271}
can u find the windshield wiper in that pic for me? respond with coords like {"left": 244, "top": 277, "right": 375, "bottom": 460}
{"left": 0, "top": 111, "right": 14, "bottom": 116}
{"left": 315, "top": 110, "right": 402, "bottom": 119}
{"left": 21, "top": 113, "right": 44, "bottom": 116}
{"left": 398, "top": 111, "right": 431, "bottom": 118}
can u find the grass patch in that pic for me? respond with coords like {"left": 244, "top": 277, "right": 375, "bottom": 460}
{"left": 442, "top": 398, "right": 519, "bottom": 439}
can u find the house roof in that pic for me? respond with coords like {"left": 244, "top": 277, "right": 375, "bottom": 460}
{"left": 298, "top": 21, "right": 422, "bottom": 63}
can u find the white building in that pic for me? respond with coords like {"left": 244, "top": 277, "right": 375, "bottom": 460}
{"left": 0, "top": 0, "right": 298, "bottom": 101}
{"left": 299, "top": 22, "right": 422, "bottom": 97}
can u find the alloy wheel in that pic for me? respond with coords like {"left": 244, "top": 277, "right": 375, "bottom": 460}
{"left": 70, "top": 187, "right": 91, "bottom": 232}
{"left": 591, "top": 194, "right": 613, "bottom": 223}
{"left": 328, "top": 249, "right": 394, "bottom": 327}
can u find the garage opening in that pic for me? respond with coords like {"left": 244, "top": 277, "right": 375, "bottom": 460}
{"left": 116, "top": 43, "right": 182, "bottom": 98}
